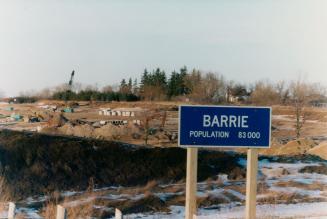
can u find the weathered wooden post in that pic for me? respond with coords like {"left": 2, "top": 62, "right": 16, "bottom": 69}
{"left": 185, "top": 147, "right": 198, "bottom": 219}
{"left": 115, "top": 208, "right": 123, "bottom": 219}
{"left": 56, "top": 205, "right": 67, "bottom": 219}
{"left": 245, "top": 148, "right": 258, "bottom": 219}
{"left": 8, "top": 202, "right": 16, "bottom": 219}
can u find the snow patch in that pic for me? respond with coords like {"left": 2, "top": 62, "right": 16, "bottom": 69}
{"left": 197, "top": 202, "right": 327, "bottom": 219}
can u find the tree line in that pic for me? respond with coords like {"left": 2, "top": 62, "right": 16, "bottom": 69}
{"left": 119, "top": 66, "right": 326, "bottom": 107}
{"left": 9, "top": 66, "right": 327, "bottom": 107}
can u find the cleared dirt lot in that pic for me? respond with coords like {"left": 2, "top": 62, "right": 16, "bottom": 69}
{"left": 1, "top": 101, "right": 327, "bottom": 157}
{"left": 1, "top": 102, "right": 327, "bottom": 141}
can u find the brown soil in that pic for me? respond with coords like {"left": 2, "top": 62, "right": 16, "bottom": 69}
{"left": 260, "top": 138, "right": 318, "bottom": 156}
{"left": 308, "top": 141, "right": 327, "bottom": 160}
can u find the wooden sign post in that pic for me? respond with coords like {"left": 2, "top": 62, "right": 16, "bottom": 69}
{"left": 56, "top": 205, "right": 67, "bottom": 219}
{"left": 245, "top": 148, "right": 258, "bottom": 219}
{"left": 179, "top": 106, "right": 271, "bottom": 219}
{"left": 185, "top": 147, "right": 198, "bottom": 219}
{"left": 8, "top": 202, "right": 16, "bottom": 219}
{"left": 115, "top": 208, "right": 123, "bottom": 219}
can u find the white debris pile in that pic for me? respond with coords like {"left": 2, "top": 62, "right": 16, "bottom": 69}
{"left": 99, "top": 107, "right": 144, "bottom": 117}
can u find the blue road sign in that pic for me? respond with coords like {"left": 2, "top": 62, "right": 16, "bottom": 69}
{"left": 179, "top": 105, "right": 271, "bottom": 148}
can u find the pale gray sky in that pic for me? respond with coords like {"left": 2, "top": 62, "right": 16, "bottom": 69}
{"left": 1, "top": 0, "right": 327, "bottom": 97}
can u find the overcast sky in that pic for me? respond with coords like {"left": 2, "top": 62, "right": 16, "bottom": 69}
{"left": 0, "top": 0, "right": 327, "bottom": 97}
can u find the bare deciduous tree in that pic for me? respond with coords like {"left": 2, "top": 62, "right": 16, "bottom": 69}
{"left": 37, "top": 88, "right": 52, "bottom": 99}
{"left": 184, "top": 70, "right": 226, "bottom": 103}
{"left": 275, "top": 80, "right": 290, "bottom": 105}
{"left": 102, "top": 85, "right": 113, "bottom": 93}
{"left": 290, "top": 79, "right": 310, "bottom": 139}
{"left": 250, "top": 80, "right": 279, "bottom": 105}
{"left": 290, "top": 80, "right": 327, "bottom": 138}
{"left": 53, "top": 83, "right": 70, "bottom": 93}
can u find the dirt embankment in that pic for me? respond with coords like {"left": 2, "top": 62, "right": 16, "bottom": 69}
{"left": 308, "top": 141, "right": 327, "bottom": 160}
{"left": 0, "top": 130, "right": 245, "bottom": 199}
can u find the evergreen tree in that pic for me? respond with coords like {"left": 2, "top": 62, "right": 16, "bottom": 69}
{"left": 120, "top": 79, "right": 127, "bottom": 87}
{"left": 179, "top": 66, "right": 188, "bottom": 95}
{"left": 167, "top": 71, "right": 179, "bottom": 98}
{"left": 152, "top": 68, "right": 167, "bottom": 88}
{"left": 128, "top": 78, "right": 133, "bottom": 93}
{"left": 167, "top": 66, "right": 189, "bottom": 98}
{"left": 120, "top": 79, "right": 128, "bottom": 93}
{"left": 133, "top": 79, "right": 139, "bottom": 95}
{"left": 140, "top": 69, "right": 149, "bottom": 87}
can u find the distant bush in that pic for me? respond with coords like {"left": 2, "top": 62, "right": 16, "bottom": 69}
{"left": 9, "top": 96, "right": 38, "bottom": 103}
{"left": 52, "top": 90, "right": 139, "bottom": 102}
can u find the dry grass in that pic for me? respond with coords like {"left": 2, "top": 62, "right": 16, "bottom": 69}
{"left": 257, "top": 181, "right": 270, "bottom": 194}
{"left": 161, "top": 184, "right": 184, "bottom": 194}
{"left": 0, "top": 179, "right": 29, "bottom": 219}
{"left": 141, "top": 180, "right": 158, "bottom": 193}
{"left": 258, "top": 191, "right": 307, "bottom": 205}
{"left": 274, "top": 180, "right": 325, "bottom": 191}
{"left": 198, "top": 192, "right": 231, "bottom": 207}
{"left": 122, "top": 180, "right": 158, "bottom": 197}
{"left": 65, "top": 179, "right": 98, "bottom": 219}
{"left": 0, "top": 176, "right": 12, "bottom": 212}
{"left": 224, "top": 185, "right": 246, "bottom": 195}
{"left": 42, "top": 179, "right": 98, "bottom": 219}
{"left": 43, "top": 201, "right": 57, "bottom": 219}
{"left": 43, "top": 191, "right": 61, "bottom": 219}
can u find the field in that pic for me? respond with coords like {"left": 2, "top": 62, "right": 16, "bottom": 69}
{"left": 0, "top": 101, "right": 326, "bottom": 218}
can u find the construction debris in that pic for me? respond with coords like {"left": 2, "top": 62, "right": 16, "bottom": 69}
{"left": 10, "top": 114, "right": 22, "bottom": 121}
{"left": 99, "top": 108, "right": 111, "bottom": 116}
{"left": 4, "top": 106, "right": 14, "bottom": 111}
{"left": 28, "top": 117, "right": 41, "bottom": 123}
{"left": 99, "top": 107, "right": 144, "bottom": 117}
{"left": 133, "top": 119, "right": 141, "bottom": 125}
{"left": 62, "top": 107, "right": 74, "bottom": 113}
{"left": 38, "top": 104, "right": 58, "bottom": 112}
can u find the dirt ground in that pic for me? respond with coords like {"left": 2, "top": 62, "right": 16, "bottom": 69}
{"left": 1, "top": 101, "right": 326, "bottom": 158}
{"left": 0, "top": 101, "right": 180, "bottom": 147}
